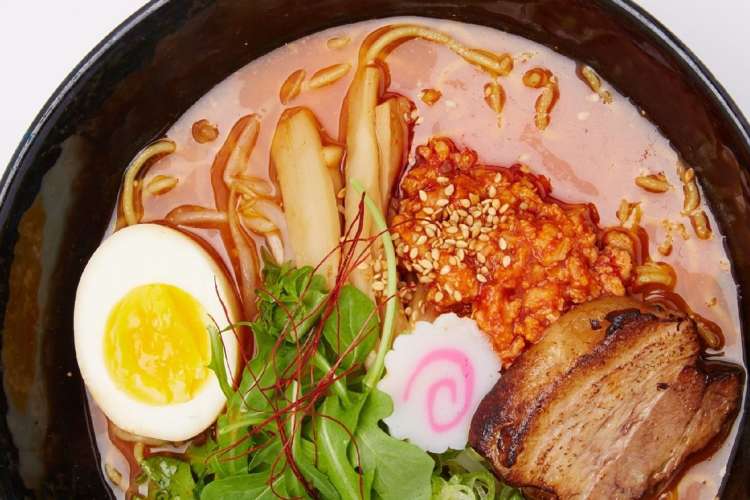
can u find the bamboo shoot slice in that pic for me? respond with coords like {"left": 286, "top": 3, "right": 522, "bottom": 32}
{"left": 271, "top": 107, "right": 341, "bottom": 288}
{"left": 343, "top": 65, "right": 384, "bottom": 295}
{"left": 375, "top": 96, "right": 411, "bottom": 208}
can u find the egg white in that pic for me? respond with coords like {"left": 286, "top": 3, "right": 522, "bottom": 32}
{"left": 74, "top": 223, "right": 241, "bottom": 441}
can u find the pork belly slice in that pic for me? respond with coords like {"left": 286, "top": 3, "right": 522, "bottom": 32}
{"left": 469, "top": 298, "right": 743, "bottom": 500}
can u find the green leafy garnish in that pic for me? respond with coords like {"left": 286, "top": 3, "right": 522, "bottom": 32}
{"left": 148, "top": 191, "right": 522, "bottom": 500}
{"left": 139, "top": 456, "right": 196, "bottom": 500}
{"left": 355, "top": 389, "right": 434, "bottom": 500}
{"left": 253, "top": 256, "right": 328, "bottom": 342}
{"left": 351, "top": 179, "right": 399, "bottom": 391}
{"left": 207, "top": 324, "right": 233, "bottom": 401}
{"left": 322, "top": 284, "right": 379, "bottom": 370}
{"left": 314, "top": 393, "right": 369, "bottom": 500}
{"left": 200, "top": 471, "right": 286, "bottom": 500}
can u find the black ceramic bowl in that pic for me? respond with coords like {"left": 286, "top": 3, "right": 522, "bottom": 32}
{"left": 1, "top": 0, "right": 748, "bottom": 498}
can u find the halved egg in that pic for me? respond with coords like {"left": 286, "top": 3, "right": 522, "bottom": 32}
{"left": 74, "top": 223, "right": 241, "bottom": 441}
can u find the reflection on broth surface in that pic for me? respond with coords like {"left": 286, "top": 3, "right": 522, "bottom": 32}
{"left": 84, "top": 17, "right": 743, "bottom": 500}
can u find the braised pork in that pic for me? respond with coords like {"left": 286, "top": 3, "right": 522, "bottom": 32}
{"left": 469, "top": 297, "right": 743, "bottom": 499}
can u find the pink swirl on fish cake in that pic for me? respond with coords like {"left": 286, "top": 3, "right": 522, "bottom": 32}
{"left": 403, "top": 348, "right": 475, "bottom": 433}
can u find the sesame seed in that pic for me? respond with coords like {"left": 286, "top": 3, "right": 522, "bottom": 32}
{"left": 460, "top": 198, "right": 471, "bottom": 208}
{"left": 499, "top": 237, "right": 508, "bottom": 250}
{"left": 440, "top": 264, "right": 451, "bottom": 275}
{"left": 437, "top": 176, "right": 450, "bottom": 185}
{"left": 413, "top": 263, "right": 424, "bottom": 273}
{"left": 416, "top": 234, "right": 427, "bottom": 245}
{"left": 409, "top": 247, "right": 418, "bottom": 259}
{"left": 481, "top": 265, "right": 490, "bottom": 275}
{"left": 457, "top": 248, "right": 466, "bottom": 261}
{"left": 435, "top": 291, "right": 444, "bottom": 302}
{"left": 444, "top": 184, "right": 455, "bottom": 196}
{"left": 492, "top": 199, "right": 500, "bottom": 209}
{"left": 419, "top": 190, "right": 428, "bottom": 202}
{"left": 372, "top": 281, "right": 385, "bottom": 291}
{"left": 431, "top": 248, "right": 440, "bottom": 260}
{"left": 478, "top": 234, "right": 490, "bottom": 242}
{"left": 494, "top": 173, "right": 503, "bottom": 183}
{"left": 477, "top": 274, "right": 487, "bottom": 283}
{"left": 488, "top": 186, "right": 498, "bottom": 197}
{"left": 425, "top": 226, "right": 435, "bottom": 237}
{"left": 499, "top": 203, "right": 510, "bottom": 213}
{"left": 444, "top": 283, "right": 454, "bottom": 293}
{"left": 436, "top": 198, "right": 450, "bottom": 207}
{"left": 419, "top": 259, "right": 433, "bottom": 270}
{"left": 449, "top": 256, "right": 458, "bottom": 265}
{"left": 477, "top": 253, "right": 486, "bottom": 263}
{"left": 487, "top": 206, "right": 497, "bottom": 216}
{"left": 456, "top": 240, "right": 468, "bottom": 249}
{"left": 423, "top": 207, "right": 434, "bottom": 215}
{"left": 454, "top": 290, "right": 463, "bottom": 301}
{"left": 446, "top": 226, "right": 459, "bottom": 234}
{"left": 502, "top": 255, "right": 511, "bottom": 267}
{"left": 444, "top": 238, "right": 456, "bottom": 246}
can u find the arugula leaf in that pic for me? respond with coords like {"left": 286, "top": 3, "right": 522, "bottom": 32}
{"left": 139, "top": 456, "right": 196, "bottom": 500}
{"left": 186, "top": 435, "right": 220, "bottom": 481}
{"left": 322, "top": 284, "right": 379, "bottom": 370}
{"left": 354, "top": 390, "right": 433, "bottom": 500}
{"left": 253, "top": 258, "right": 328, "bottom": 343}
{"left": 247, "top": 436, "right": 282, "bottom": 472}
{"left": 296, "top": 437, "right": 340, "bottom": 499}
{"left": 315, "top": 393, "right": 369, "bottom": 500}
{"left": 207, "top": 324, "right": 233, "bottom": 400}
{"left": 213, "top": 342, "right": 297, "bottom": 478}
{"left": 199, "top": 471, "right": 287, "bottom": 500}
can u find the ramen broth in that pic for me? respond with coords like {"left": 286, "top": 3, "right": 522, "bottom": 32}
{"left": 90, "top": 17, "right": 744, "bottom": 499}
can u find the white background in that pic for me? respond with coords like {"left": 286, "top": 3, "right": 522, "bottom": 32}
{"left": 1, "top": 0, "right": 749, "bottom": 174}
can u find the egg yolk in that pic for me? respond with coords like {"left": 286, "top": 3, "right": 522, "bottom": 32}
{"left": 103, "top": 283, "right": 211, "bottom": 405}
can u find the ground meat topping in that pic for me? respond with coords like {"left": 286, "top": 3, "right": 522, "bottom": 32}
{"left": 392, "top": 138, "right": 633, "bottom": 366}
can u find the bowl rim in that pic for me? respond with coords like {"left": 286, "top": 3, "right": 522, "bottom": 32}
{"left": 0, "top": 0, "right": 747, "bottom": 496}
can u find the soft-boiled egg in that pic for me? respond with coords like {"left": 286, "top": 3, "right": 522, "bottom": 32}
{"left": 75, "top": 223, "right": 241, "bottom": 441}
